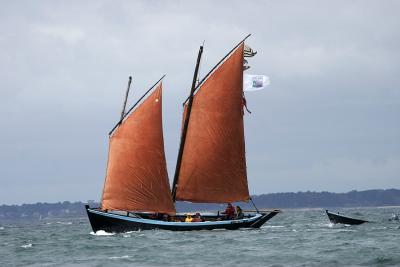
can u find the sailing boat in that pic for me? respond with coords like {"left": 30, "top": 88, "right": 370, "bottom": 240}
{"left": 86, "top": 35, "right": 280, "bottom": 232}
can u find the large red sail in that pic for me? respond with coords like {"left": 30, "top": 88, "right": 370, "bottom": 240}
{"left": 101, "top": 83, "right": 176, "bottom": 213}
{"left": 175, "top": 43, "right": 249, "bottom": 203}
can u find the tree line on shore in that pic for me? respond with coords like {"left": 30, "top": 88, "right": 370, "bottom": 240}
{"left": 1, "top": 189, "right": 399, "bottom": 220}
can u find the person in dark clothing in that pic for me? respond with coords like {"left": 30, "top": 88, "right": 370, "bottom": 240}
{"left": 224, "top": 203, "right": 236, "bottom": 220}
{"left": 162, "top": 214, "right": 169, "bottom": 221}
{"left": 236, "top": 206, "right": 244, "bottom": 219}
{"left": 192, "top": 212, "right": 203, "bottom": 222}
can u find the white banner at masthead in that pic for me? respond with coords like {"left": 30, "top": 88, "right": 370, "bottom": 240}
{"left": 243, "top": 74, "right": 270, "bottom": 92}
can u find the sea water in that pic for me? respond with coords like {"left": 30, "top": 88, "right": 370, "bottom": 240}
{"left": 1, "top": 207, "right": 400, "bottom": 267}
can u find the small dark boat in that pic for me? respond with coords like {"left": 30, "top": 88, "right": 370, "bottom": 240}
{"left": 326, "top": 210, "right": 368, "bottom": 225}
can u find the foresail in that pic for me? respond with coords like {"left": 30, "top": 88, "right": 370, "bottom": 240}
{"left": 175, "top": 43, "right": 250, "bottom": 203}
{"left": 101, "top": 83, "right": 176, "bottom": 214}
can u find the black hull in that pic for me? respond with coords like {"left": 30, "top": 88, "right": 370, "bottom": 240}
{"left": 85, "top": 205, "right": 280, "bottom": 232}
{"left": 326, "top": 210, "right": 368, "bottom": 225}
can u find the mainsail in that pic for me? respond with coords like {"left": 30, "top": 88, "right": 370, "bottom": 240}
{"left": 175, "top": 43, "right": 250, "bottom": 203}
{"left": 101, "top": 83, "right": 176, "bottom": 214}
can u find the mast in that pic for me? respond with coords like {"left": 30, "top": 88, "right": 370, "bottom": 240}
{"left": 120, "top": 76, "right": 132, "bottom": 121}
{"left": 182, "top": 34, "right": 251, "bottom": 105}
{"left": 109, "top": 75, "right": 166, "bottom": 135}
{"left": 171, "top": 45, "right": 203, "bottom": 202}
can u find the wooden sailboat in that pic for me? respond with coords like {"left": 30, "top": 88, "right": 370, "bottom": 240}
{"left": 86, "top": 35, "right": 280, "bottom": 232}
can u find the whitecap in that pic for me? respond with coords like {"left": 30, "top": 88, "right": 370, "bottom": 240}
{"left": 265, "top": 225, "right": 285, "bottom": 228}
{"left": 125, "top": 230, "right": 141, "bottom": 234}
{"left": 21, "top": 243, "right": 33, "bottom": 248}
{"left": 0, "top": 226, "right": 4, "bottom": 230}
{"left": 109, "top": 255, "right": 130, "bottom": 259}
{"left": 338, "top": 229, "right": 356, "bottom": 232}
{"left": 57, "top": 221, "right": 73, "bottom": 225}
{"left": 90, "top": 230, "right": 115, "bottom": 236}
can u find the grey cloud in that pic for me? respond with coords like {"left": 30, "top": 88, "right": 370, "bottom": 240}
{"left": 1, "top": 0, "right": 399, "bottom": 204}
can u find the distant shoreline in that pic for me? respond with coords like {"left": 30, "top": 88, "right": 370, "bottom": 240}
{"left": 1, "top": 189, "right": 399, "bottom": 220}
{"left": 276, "top": 205, "right": 400, "bottom": 211}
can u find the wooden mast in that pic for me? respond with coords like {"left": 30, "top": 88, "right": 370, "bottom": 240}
{"left": 109, "top": 75, "right": 166, "bottom": 135}
{"left": 120, "top": 76, "right": 132, "bottom": 121}
{"left": 171, "top": 45, "right": 203, "bottom": 202}
{"left": 182, "top": 34, "right": 251, "bottom": 105}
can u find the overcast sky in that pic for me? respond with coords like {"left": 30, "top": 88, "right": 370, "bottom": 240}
{"left": 1, "top": 1, "right": 399, "bottom": 204}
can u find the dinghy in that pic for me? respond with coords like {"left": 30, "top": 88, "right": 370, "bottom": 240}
{"left": 326, "top": 210, "right": 368, "bottom": 225}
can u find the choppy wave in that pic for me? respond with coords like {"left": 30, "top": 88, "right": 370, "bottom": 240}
{"left": 109, "top": 255, "right": 131, "bottom": 259}
{"left": 90, "top": 230, "right": 115, "bottom": 236}
{"left": 3, "top": 207, "right": 400, "bottom": 267}
{"left": 364, "top": 256, "right": 397, "bottom": 265}
{"left": 56, "top": 221, "right": 73, "bottom": 225}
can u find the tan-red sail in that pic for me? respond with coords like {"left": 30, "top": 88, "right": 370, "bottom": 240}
{"left": 175, "top": 43, "right": 249, "bottom": 203}
{"left": 101, "top": 83, "right": 176, "bottom": 214}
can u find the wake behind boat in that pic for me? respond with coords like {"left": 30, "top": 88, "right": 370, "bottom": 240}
{"left": 86, "top": 35, "right": 280, "bottom": 232}
{"left": 326, "top": 210, "right": 368, "bottom": 225}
